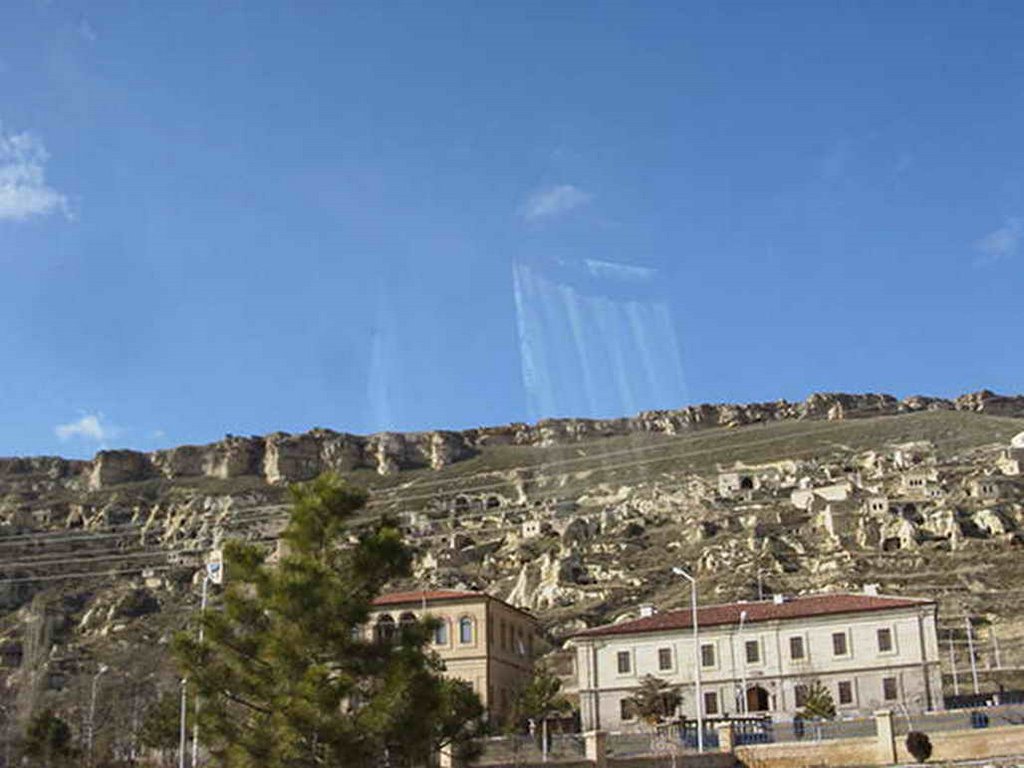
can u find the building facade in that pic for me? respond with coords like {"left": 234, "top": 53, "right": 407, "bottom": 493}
{"left": 568, "top": 591, "right": 942, "bottom": 731}
{"left": 367, "top": 590, "right": 537, "bottom": 723}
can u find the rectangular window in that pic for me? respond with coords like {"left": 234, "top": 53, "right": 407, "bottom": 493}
{"left": 832, "top": 632, "right": 849, "bottom": 656}
{"left": 620, "top": 698, "right": 637, "bottom": 721}
{"left": 703, "top": 691, "right": 719, "bottom": 715}
{"left": 617, "top": 650, "right": 631, "bottom": 674}
{"left": 745, "top": 639, "right": 760, "bottom": 664}
{"left": 838, "top": 681, "right": 853, "bottom": 705}
{"left": 658, "top": 647, "right": 672, "bottom": 671}
{"left": 883, "top": 677, "right": 898, "bottom": 701}
{"left": 789, "top": 636, "right": 805, "bottom": 660}
{"left": 794, "top": 684, "right": 809, "bottom": 708}
{"left": 701, "top": 643, "right": 715, "bottom": 668}
{"left": 877, "top": 628, "right": 893, "bottom": 653}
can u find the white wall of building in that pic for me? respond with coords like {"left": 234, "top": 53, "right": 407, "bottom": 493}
{"left": 572, "top": 604, "right": 941, "bottom": 731}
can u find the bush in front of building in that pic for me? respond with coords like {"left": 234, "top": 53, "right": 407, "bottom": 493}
{"left": 906, "top": 730, "right": 932, "bottom": 762}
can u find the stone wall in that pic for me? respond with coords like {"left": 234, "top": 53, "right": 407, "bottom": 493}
{"left": 732, "top": 712, "right": 1024, "bottom": 768}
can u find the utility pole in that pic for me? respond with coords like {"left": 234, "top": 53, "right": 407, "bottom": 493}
{"left": 965, "top": 617, "right": 980, "bottom": 695}
{"left": 671, "top": 567, "right": 703, "bottom": 754}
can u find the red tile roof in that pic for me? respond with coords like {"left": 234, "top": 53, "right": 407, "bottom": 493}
{"left": 572, "top": 593, "right": 933, "bottom": 639}
{"left": 372, "top": 590, "right": 484, "bottom": 607}
{"left": 372, "top": 590, "right": 539, "bottom": 622}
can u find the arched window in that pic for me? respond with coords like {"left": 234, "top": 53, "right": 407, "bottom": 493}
{"left": 399, "top": 612, "right": 417, "bottom": 634}
{"left": 434, "top": 619, "right": 449, "bottom": 646}
{"left": 375, "top": 614, "right": 396, "bottom": 643}
{"left": 459, "top": 616, "right": 474, "bottom": 645}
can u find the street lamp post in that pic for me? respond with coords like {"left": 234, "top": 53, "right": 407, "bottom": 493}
{"left": 87, "top": 664, "right": 109, "bottom": 767}
{"left": 738, "top": 611, "right": 749, "bottom": 715}
{"left": 965, "top": 617, "right": 980, "bottom": 696}
{"left": 178, "top": 677, "right": 188, "bottom": 768}
{"left": 191, "top": 572, "right": 211, "bottom": 768}
{"left": 181, "top": 552, "right": 223, "bottom": 768}
{"left": 671, "top": 567, "right": 703, "bottom": 754}
{"left": 191, "top": 552, "right": 224, "bottom": 768}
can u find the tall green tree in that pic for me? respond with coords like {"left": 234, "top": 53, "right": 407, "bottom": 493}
{"left": 511, "top": 663, "right": 573, "bottom": 731}
{"left": 22, "top": 708, "right": 75, "bottom": 768}
{"left": 799, "top": 680, "right": 836, "bottom": 721}
{"left": 627, "top": 676, "right": 682, "bottom": 725}
{"left": 173, "top": 474, "right": 485, "bottom": 768}
{"left": 139, "top": 691, "right": 186, "bottom": 766}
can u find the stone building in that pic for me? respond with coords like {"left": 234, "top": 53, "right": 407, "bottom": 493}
{"left": 567, "top": 591, "right": 942, "bottom": 731}
{"left": 899, "top": 468, "right": 940, "bottom": 498}
{"left": 996, "top": 433, "right": 1024, "bottom": 476}
{"left": 969, "top": 477, "right": 1003, "bottom": 500}
{"left": 367, "top": 590, "right": 538, "bottom": 724}
{"left": 718, "top": 471, "right": 758, "bottom": 499}
{"left": 790, "top": 481, "right": 854, "bottom": 511}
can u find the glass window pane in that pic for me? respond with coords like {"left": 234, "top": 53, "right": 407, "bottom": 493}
{"left": 790, "top": 636, "right": 805, "bottom": 659}
{"left": 701, "top": 644, "right": 715, "bottom": 667}
{"left": 745, "top": 640, "right": 759, "bottom": 663}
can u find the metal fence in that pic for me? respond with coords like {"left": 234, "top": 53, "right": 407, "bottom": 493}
{"left": 605, "top": 725, "right": 720, "bottom": 758}
{"left": 771, "top": 715, "right": 877, "bottom": 743}
{"left": 946, "top": 689, "right": 1024, "bottom": 709}
{"left": 475, "top": 703, "right": 1024, "bottom": 764}
{"left": 894, "top": 704, "right": 1024, "bottom": 735}
{"left": 476, "top": 734, "right": 586, "bottom": 764}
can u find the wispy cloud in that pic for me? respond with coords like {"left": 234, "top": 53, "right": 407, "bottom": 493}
{"left": 974, "top": 217, "right": 1022, "bottom": 266}
{"left": 78, "top": 18, "right": 97, "bottom": 43}
{"left": 55, "top": 413, "right": 116, "bottom": 445}
{"left": 0, "top": 124, "right": 72, "bottom": 222}
{"left": 520, "top": 184, "right": 592, "bottom": 221}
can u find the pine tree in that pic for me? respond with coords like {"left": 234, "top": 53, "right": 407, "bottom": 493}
{"left": 627, "top": 675, "right": 682, "bottom": 725}
{"left": 800, "top": 680, "right": 837, "bottom": 720}
{"left": 22, "top": 708, "right": 75, "bottom": 768}
{"left": 139, "top": 691, "right": 186, "bottom": 765}
{"left": 511, "top": 663, "right": 572, "bottom": 730}
{"left": 173, "top": 473, "right": 485, "bottom": 767}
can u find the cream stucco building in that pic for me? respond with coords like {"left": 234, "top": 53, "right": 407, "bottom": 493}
{"left": 568, "top": 591, "right": 942, "bottom": 731}
{"left": 367, "top": 590, "right": 538, "bottom": 724}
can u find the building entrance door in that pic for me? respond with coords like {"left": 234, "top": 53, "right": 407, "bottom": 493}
{"left": 746, "top": 685, "right": 770, "bottom": 712}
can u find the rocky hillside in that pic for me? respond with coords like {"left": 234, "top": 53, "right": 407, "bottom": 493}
{"left": 1, "top": 389, "right": 1023, "bottom": 752}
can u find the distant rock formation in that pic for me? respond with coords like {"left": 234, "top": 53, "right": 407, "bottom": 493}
{"left": 3, "top": 390, "right": 1023, "bottom": 491}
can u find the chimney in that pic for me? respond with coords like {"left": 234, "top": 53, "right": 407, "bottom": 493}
{"left": 639, "top": 604, "right": 658, "bottom": 618}
{"left": 772, "top": 594, "right": 786, "bottom": 605}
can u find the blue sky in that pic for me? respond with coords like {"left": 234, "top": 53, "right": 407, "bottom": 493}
{"left": 1, "top": 1, "right": 1023, "bottom": 458}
